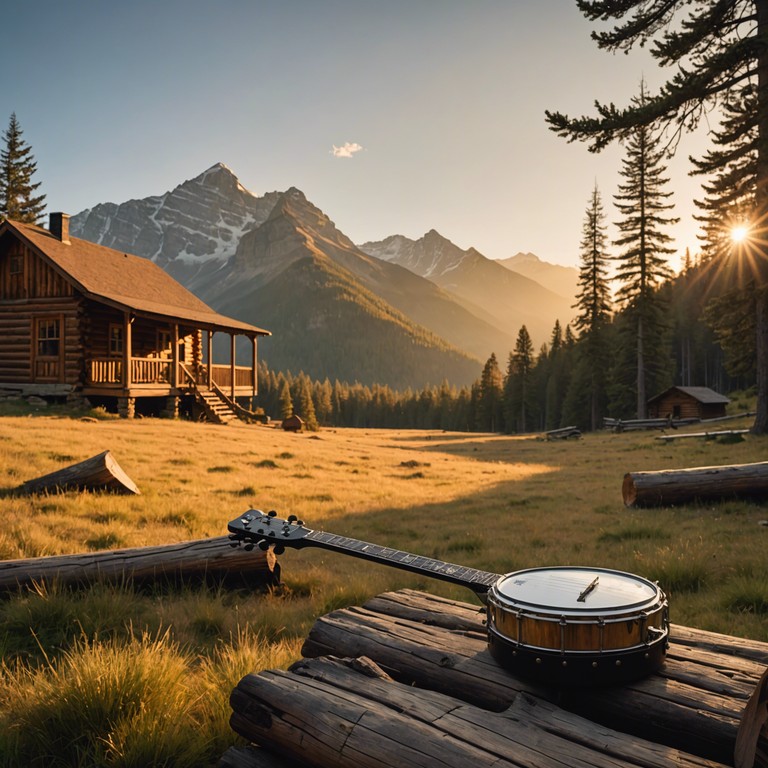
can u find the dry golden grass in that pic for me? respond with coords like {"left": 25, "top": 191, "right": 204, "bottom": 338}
{"left": 2, "top": 408, "right": 768, "bottom": 765}
{"left": 1, "top": 409, "right": 767, "bottom": 639}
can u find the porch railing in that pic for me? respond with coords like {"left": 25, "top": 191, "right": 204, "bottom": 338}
{"left": 87, "top": 357, "right": 254, "bottom": 389}
{"left": 208, "top": 364, "right": 254, "bottom": 389}
{"left": 87, "top": 357, "right": 171, "bottom": 385}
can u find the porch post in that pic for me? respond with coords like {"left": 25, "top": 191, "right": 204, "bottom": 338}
{"left": 172, "top": 323, "right": 179, "bottom": 388}
{"left": 123, "top": 311, "right": 132, "bottom": 389}
{"left": 252, "top": 335, "right": 258, "bottom": 398}
{"left": 230, "top": 333, "right": 236, "bottom": 399}
{"left": 207, "top": 331, "right": 213, "bottom": 387}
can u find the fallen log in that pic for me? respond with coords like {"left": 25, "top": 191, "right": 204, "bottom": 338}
{"left": 656, "top": 429, "right": 749, "bottom": 442}
{"left": 19, "top": 450, "right": 140, "bottom": 494}
{"left": 545, "top": 426, "right": 581, "bottom": 440}
{"left": 0, "top": 536, "right": 279, "bottom": 592}
{"left": 623, "top": 460, "right": 768, "bottom": 507}
{"left": 297, "top": 589, "right": 768, "bottom": 766}
{"left": 231, "top": 654, "right": 728, "bottom": 768}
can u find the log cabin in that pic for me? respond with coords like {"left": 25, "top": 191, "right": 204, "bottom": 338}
{"left": 647, "top": 385, "right": 730, "bottom": 421}
{"left": 0, "top": 213, "right": 270, "bottom": 421}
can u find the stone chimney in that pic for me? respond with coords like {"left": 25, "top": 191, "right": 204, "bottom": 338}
{"left": 49, "top": 212, "right": 70, "bottom": 244}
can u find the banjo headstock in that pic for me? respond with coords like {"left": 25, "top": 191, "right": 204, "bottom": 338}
{"left": 228, "top": 509, "right": 311, "bottom": 555}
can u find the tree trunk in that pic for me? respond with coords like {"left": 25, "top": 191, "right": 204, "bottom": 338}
{"left": 637, "top": 313, "right": 647, "bottom": 419}
{"left": 753, "top": 288, "right": 768, "bottom": 434}
{"left": 754, "top": 0, "right": 768, "bottom": 433}
{"left": 622, "top": 461, "right": 768, "bottom": 507}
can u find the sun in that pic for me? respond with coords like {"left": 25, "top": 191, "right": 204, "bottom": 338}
{"left": 731, "top": 224, "right": 749, "bottom": 243}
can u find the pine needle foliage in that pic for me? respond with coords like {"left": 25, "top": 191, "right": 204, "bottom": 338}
{"left": 0, "top": 113, "right": 46, "bottom": 224}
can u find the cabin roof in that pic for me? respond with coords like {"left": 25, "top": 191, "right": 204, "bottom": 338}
{"left": 1, "top": 218, "right": 270, "bottom": 337}
{"left": 647, "top": 386, "right": 730, "bottom": 405}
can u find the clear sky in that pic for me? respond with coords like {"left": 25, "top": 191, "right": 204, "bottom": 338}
{"left": 4, "top": 0, "right": 712, "bottom": 270}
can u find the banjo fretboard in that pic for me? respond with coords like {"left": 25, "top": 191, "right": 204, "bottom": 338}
{"left": 304, "top": 529, "right": 500, "bottom": 593}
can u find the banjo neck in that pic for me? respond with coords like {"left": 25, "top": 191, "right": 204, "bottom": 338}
{"left": 303, "top": 528, "right": 500, "bottom": 594}
{"left": 228, "top": 509, "right": 500, "bottom": 595}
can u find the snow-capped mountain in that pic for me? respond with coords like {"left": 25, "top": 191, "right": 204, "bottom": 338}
{"left": 70, "top": 163, "right": 281, "bottom": 284}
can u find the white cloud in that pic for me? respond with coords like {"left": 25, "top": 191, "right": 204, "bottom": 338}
{"left": 331, "top": 141, "right": 364, "bottom": 158}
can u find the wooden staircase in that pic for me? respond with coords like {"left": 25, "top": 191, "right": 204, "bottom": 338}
{"left": 194, "top": 384, "right": 238, "bottom": 424}
{"left": 180, "top": 364, "right": 238, "bottom": 425}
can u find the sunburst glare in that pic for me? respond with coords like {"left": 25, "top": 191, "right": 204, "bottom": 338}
{"left": 731, "top": 225, "right": 749, "bottom": 243}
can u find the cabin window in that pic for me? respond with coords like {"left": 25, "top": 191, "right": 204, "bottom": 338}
{"left": 672, "top": 405, "right": 681, "bottom": 418}
{"left": 108, "top": 324, "right": 124, "bottom": 356}
{"left": 9, "top": 253, "right": 23, "bottom": 275}
{"left": 36, "top": 318, "right": 60, "bottom": 357}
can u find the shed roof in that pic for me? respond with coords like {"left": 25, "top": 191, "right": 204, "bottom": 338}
{"left": 1, "top": 218, "right": 270, "bottom": 337}
{"left": 647, "top": 386, "right": 730, "bottom": 405}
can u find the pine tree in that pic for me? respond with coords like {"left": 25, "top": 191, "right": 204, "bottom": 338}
{"left": 545, "top": 0, "right": 768, "bottom": 432}
{"left": 612, "top": 83, "right": 678, "bottom": 417}
{"left": 503, "top": 326, "right": 535, "bottom": 432}
{"left": 278, "top": 379, "right": 293, "bottom": 420}
{"left": 0, "top": 113, "right": 46, "bottom": 224}
{"left": 476, "top": 353, "right": 503, "bottom": 432}
{"left": 572, "top": 184, "right": 613, "bottom": 429}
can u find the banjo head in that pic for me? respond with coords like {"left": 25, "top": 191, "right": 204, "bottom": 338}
{"left": 486, "top": 566, "right": 669, "bottom": 686}
{"left": 492, "top": 566, "right": 661, "bottom": 615}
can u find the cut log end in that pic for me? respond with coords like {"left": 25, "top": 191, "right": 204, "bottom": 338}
{"left": 622, "top": 472, "right": 638, "bottom": 507}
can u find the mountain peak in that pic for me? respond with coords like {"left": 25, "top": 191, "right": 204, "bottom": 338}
{"left": 188, "top": 162, "right": 255, "bottom": 198}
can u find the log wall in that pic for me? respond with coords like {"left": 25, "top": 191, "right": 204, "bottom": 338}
{"left": 0, "top": 240, "right": 82, "bottom": 387}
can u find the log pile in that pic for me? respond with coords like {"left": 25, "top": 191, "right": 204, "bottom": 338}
{"left": 226, "top": 588, "right": 768, "bottom": 768}
{"left": 0, "top": 536, "right": 279, "bottom": 592}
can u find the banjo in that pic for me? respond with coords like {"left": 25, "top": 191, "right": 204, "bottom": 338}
{"left": 228, "top": 509, "right": 669, "bottom": 686}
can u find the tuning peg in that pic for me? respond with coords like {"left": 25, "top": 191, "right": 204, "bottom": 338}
{"left": 267, "top": 510, "right": 277, "bottom": 517}
{"left": 257, "top": 540, "right": 270, "bottom": 551}
{"left": 273, "top": 545, "right": 285, "bottom": 556}
{"left": 287, "top": 514, "right": 297, "bottom": 523}
{"left": 243, "top": 543, "right": 254, "bottom": 552}
{"left": 296, "top": 520, "right": 304, "bottom": 526}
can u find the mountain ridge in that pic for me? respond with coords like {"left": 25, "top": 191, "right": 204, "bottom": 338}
{"left": 70, "top": 164, "right": 575, "bottom": 388}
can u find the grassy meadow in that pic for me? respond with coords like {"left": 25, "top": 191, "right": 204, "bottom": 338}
{"left": 1, "top": 398, "right": 767, "bottom": 765}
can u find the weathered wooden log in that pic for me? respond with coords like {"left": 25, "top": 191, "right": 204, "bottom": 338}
{"left": 623, "top": 461, "right": 768, "bottom": 507}
{"left": 0, "top": 536, "right": 279, "bottom": 591}
{"left": 656, "top": 429, "right": 749, "bottom": 442}
{"left": 299, "top": 589, "right": 768, "bottom": 766}
{"left": 231, "top": 654, "right": 727, "bottom": 768}
{"left": 735, "top": 666, "right": 768, "bottom": 768}
{"left": 545, "top": 426, "right": 581, "bottom": 440}
{"left": 19, "top": 450, "right": 140, "bottom": 494}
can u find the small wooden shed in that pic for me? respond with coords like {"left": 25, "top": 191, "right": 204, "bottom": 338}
{"left": 281, "top": 414, "right": 304, "bottom": 432}
{"left": 647, "top": 386, "right": 730, "bottom": 420}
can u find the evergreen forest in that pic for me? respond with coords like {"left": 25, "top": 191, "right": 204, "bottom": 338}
{"left": 254, "top": 253, "right": 753, "bottom": 434}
